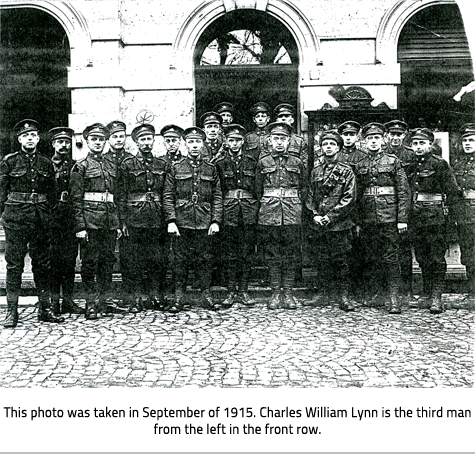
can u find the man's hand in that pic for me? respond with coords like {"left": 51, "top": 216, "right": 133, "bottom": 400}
{"left": 117, "top": 228, "right": 123, "bottom": 239}
{"left": 314, "top": 215, "right": 330, "bottom": 226}
{"left": 168, "top": 222, "right": 180, "bottom": 237}
{"left": 121, "top": 223, "right": 129, "bottom": 238}
{"left": 76, "top": 230, "right": 88, "bottom": 241}
{"left": 397, "top": 222, "right": 408, "bottom": 234}
{"left": 208, "top": 223, "right": 219, "bottom": 235}
{"left": 355, "top": 225, "right": 361, "bottom": 238}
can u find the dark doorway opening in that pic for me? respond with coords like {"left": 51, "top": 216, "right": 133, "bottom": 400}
{"left": 194, "top": 9, "right": 299, "bottom": 131}
{"left": 0, "top": 7, "right": 71, "bottom": 158}
{"left": 397, "top": 4, "right": 474, "bottom": 131}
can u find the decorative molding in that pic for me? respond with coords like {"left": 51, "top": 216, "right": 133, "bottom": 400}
{"left": 376, "top": 0, "right": 456, "bottom": 64}
{"left": 0, "top": 0, "right": 92, "bottom": 67}
{"left": 172, "top": 0, "right": 320, "bottom": 70}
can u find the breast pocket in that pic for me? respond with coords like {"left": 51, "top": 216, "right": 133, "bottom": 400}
{"left": 200, "top": 174, "right": 214, "bottom": 200}
{"left": 9, "top": 168, "right": 27, "bottom": 178}
{"left": 175, "top": 173, "right": 193, "bottom": 197}
{"left": 242, "top": 169, "right": 255, "bottom": 189}
{"left": 285, "top": 165, "right": 301, "bottom": 186}
{"left": 152, "top": 170, "right": 166, "bottom": 190}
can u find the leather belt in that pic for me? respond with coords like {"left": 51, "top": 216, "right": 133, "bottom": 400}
{"left": 463, "top": 190, "right": 475, "bottom": 200}
{"left": 128, "top": 192, "right": 160, "bottom": 203}
{"left": 83, "top": 191, "right": 114, "bottom": 203}
{"left": 225, "top": 189, "right": 253, "bottom": 199}
{"left": 7, "top": 192, "right": 47, "bottom": 204}
{"left": 363, "top": 186, "right": 395, "bottom": 196}
{"left": 263, "top": 188, "right": 299, "bottom": 198}
{"left": 414, "top": 192, "right": 443, "bottom": 202}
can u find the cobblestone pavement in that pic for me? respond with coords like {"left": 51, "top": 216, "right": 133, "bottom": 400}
{"left": 0, "top": 293, "right": 473, "bottom": 388}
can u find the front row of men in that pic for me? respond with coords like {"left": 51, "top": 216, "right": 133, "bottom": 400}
{"left": 1, "top": 118, "right": 474, "bottom": 328}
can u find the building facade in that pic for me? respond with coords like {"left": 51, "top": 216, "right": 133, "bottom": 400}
{"left": 0, "top": 0, "right": 473, "bottom": 159}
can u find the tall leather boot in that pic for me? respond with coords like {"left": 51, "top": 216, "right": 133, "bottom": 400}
{"left": 84, "top": 292, "right": 98, "bottom": 320}
{"left": 282, "top": 263, "right": 300, "bottom": 310}
{"left": 388, "top": 279, "right": 401, "bottom": 314}
{"left": 267, "top": 263, "right": 283, "bottom": 309}
{"left": 51, "top": 292, "right": 61, "bottom": 316}
{"left": 339, "top": 282, "right": 355, "bottom": 312}
{"left": 430, "top": 272, "right": 445, "bottom": 314}
{"left": 222, "top": 261, "right": 237, "bottom": 308}
{"left": 201, "top": 289, "right": 219, "bottom": 311}
{"left": 61, "top": 276, "right": 84, "bottom": 314}
{"left": 3, "top": 291, "right": 19, "bottom": 328}
{"left": 168, "top": 287, "right": 184, "bottom": 314}
{"left": 37, "top": 289, "right": 65, "bottom": 323}
{"left": 420, "top": 270, "right": 433, "bottom": 308}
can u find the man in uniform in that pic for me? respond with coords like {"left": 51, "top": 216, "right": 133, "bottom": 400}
{"left": 161, "top": 124, "right": 185, "bottom": 166}
{"left": 384, "top": 120, "right": 416, "bottom": 306}
{"left": 306, "top": 131, "right": 356, "bottom": 311}
{"left": 354, "top": 123, "right": 410, "bottom": 314}
{"left": 70, "top": 123, "right": 120, "bottom": 320}
{"left": 48, "top": 126, "right": 83, "bottom": 315}
{"left": 215, "top": 124, "right": 259, "bottom": 307}
{"left": 0, "top": 119, "right": 64, "bottom": 327}
{"left": 256, "top": 121, "right": 307, "bottom": 309}
{"left": 273, "top": 104, "right": 308, "bottom": 169}
{"left": 118, "top": 124, "right": 168, "bottom": 312}
{"left": 106, "top": 120, "right": 132, "bottom": 310}
{"left": 453, "top": 123, "right": 475, "bottom": 306}
{"left": 408, "top": 128, "right": 461, "bottom": 313}
{"left": 214, "top": 102, "right": 235, "bottom": 127}
{"left": 245, "top": 102, "right": 271, "bottom": 158}
{"left": 201, "top": 112, "right": 224, "bottom": 163}
{"left": 163, "top": 127, "right": 223, "bottom": 312}
{"left": 337, "top": 121, "right": 366, "bottom": 167}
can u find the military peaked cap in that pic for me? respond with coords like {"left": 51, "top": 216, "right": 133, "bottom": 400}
{"left": 200, "top": 112, "right": 223, "bottom": 126}
{"left": 49, "top": 127, "right": 74, "bottom": 141}
{"left": 361, "top": 123, "right": 385, "bottom": 138}
{"left": 385, "top": 120, "right": 408, "bottom": 134}
{"left": 214, "top": 102, "right": 234, "bottom": 115}
{"left": 107, "top": 120, "right": 127, "bottom": 135}
{"left": 266, "top": 121, "right": 291, "bottom": 137}
{"left": 460, "top": 123, "right": 475, "bottom": 138}
{"left": 131, "top": 124, "right": 155, "bottom": 141}
{"left": 273, "top": 103, "right": 295, "bottom": 118}
{"left": 320, "top": 130, "right": 343, "bottom": 148}
{"left": 409, "top": 128, "right": 434, "bottom": 143}
{"left": 160, "top": 124, "right": 184, "bottom": 138}
{"left": 83, "top": 123, "right": 109, "bottom": 140}
{"left": 14, "top": 119, "right": 39, "bottom": 136}
{"left": 223, "top": 124, "right": 247, "bottom": 138}
{"left": 250, "top": 102, "right": 271, "bottom": 116}
{"left": 183, "top": 127, "right": 206, "bottom": 140}
{"left": 337, "top": 121, "right": 360, "bottom": 135}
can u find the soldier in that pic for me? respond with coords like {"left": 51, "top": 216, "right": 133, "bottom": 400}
{"left": 214, "top": 102, "right": 235, "bottom": 127}
{"left": 48, "top": 126, "right": 83, "bottom": 315}
{"left": 215, "top": 124, "right": 259, "bottom": 307}
{"left": 245, "top": 102, "right": 271, "bottom": 158}
{"left": 407, "top": 128, "right": 461, "bottom": 313}
{"left": 273, "top": 103, "right": 308, "bottom": 169}
{"left": 70, "top": 123, "right": 120, "bottom": 320}
{"left": 384, "top": 120, "right": 416, "bottom": 306}
{"left": 306, "top": 131, "right": 356, "bottom": 311}
{"left": 106, "top": 120, "right": 132, "bottom": 310}
{"left": 337, "top": 121, "right": 366, "bottom": 168}
{"left": 200, "top": 112, "right": 224, "bottom": 163}
{"left": 256, "top": 122, "right": 307, "bottom": 309}
{"left": 118, "top": 124, "right": 168, "bottom": 312}
{"left": 163, "top": 127, "right": 223, "bottom": 312}
{"left": 106, "top": 120, "right": 132, "bottom": 166}
{"left": 0, "top": 119, "right": 64, "bottom": 327}
{"left": 453, "top": 123, "right": 475, "bottom": 306}
{"left": 354, "top": 123, "right": 410, "bottom": 314}
{"left": 161, "top": 124, "right": 185, "bottom": 166}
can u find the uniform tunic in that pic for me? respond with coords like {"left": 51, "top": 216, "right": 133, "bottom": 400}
{"left": 0, "top": 150, "right": 57, "bottom": 293}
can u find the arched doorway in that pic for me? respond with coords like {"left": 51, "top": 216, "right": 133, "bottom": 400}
{"left": 397, "top": 3, "right": 473, "bottom": 130}
{"left": 0, "top": 7, "right": 71, "bottom": 158}
{"left": 194, "top": 9, "right": 299, "bottom": 131}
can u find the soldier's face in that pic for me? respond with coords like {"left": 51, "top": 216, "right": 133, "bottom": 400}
{"left": 109, "top": 131, "right": 126, "bottom": 150}
{"left": 270, "top": 134, "right": 289, "bottom": 152}
{"left": 164, "top": 136, "right": 180, "bottom": 154}
{"left": 387, "top": 131, "right": 406, "bottom": 147}
{"left": 186, "top": 138, "right": 203, "bottom": 156}
{"left": 322, "top": 139, "right": 340, "bottom": 158}
{"left": 86, "top": 135, "right": 106, "bottom": 153}
{"left": 462, "top": 135, "right": 475, "bottom": 154}
{"left": 18, "top": 131, "right": 39, "bottom": 152}
{"left": 254, "top": 112, "right": 270, "bottom": 128}
{"left": 365, "top": 134, "right": 383, "bottom": 152}
{"left": 411, "top": 139, "right": 432, "bottom": 155}
{"left": 226, "top": 136, "right": 244, "bottom": 153}
{"left": 220, "top": 112, "right": 233, "bottom": 125}
{"left": 341, "top": 132, "right": 357, "bottom": 147}
{"left": 52, "top": 138, "right": 71, "bottom": 155}
{"left": 136, "top": 134, "right": 154, "bottom": 154}
{"left": 277, "top": 114, "right": 294, "bottom": 126}
{"left": 204, "top": 123, "right": 220, "bottom": 140}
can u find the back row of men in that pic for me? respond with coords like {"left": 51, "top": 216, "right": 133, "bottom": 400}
{"left": 2, "top": 101, "right": 475, "bottom": 329}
